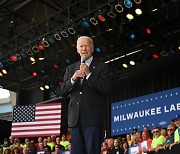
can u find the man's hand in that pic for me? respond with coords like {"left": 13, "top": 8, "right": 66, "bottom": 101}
{"left": 80, "top": 63, "right": 90, "bottom": 76}
{"left": 72, "top": 70, "right": 86, "bottom": 81}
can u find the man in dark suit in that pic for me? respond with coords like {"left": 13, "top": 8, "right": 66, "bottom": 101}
{"left": 61, "top": 36, "right": 111, "bottom": 154}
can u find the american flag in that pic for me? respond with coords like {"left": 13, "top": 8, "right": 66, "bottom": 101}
{"left": 11, "top": 102, "right": 61, "bottom": 138}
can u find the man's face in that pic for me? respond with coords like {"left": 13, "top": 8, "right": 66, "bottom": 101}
{"left": 175, "top": 118, "right": 180, "bottom": 127}
{"left": 167, "top": 125, "right": 175, "bottom": 136}
{"left": 77, "top": 38, "right": 94, "bottom": 60}
{"left": 153, "top": 128, "right": 161, "bottom": 137}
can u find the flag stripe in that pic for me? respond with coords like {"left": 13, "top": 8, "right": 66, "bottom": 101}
{"left": 12, "top": 128, "right": 60, "bottom": 132}
{"left": 11, "top": 133, "right": 60, "bottom": 138}
{"left": 12, "top": 125, "right": 61, "bottom": 131}
{"left": 11, "top": 102, "right": 62, "bottom": 138}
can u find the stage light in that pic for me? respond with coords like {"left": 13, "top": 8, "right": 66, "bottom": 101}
{"left": 58, "top": 81, "right": 62, "bottom": 85}
{"left": 54, "top": 33, "right": 61, "bottom": 40}
{"left": 90, "top": 16, "right": 99, "bottom": 25}
{"left": 2, "top": 69, "right": 7, "bottom": 74}
{"left": 124, "top": 0, "right": 132, "bottom": 8}
{"left": 53, "top": 64, "right": 59, "bottom": 69}
{"left": 0, "top": 72, "right": 3, "bottom": 77}
{"left": 145, "top": 28, "right": 151, "bottom": 34}
{"left": 40, "top": 86, "right": 44, "bottom": 91}
{"left": 30, "top": 57, "right": 35, "bottom": 62}
{"left": 61, "top": 30, "right": 68, "bottom": 38}
{"left": 32, "top": 72, "right": 38, "bottom": 77}
{"left": 160, "top": 50, "right": 168, "bottom": 56}
{"left": 82, "top": 20, "right": 90, "bottom": 28}
{"left": 135, "top": 8, "right": 142, "bottom": 15}
{"left": 126, "top": 13, "right": 134, "bottom": 20}
{"left": 98, "top": 10, "right": 106, "bottom": 22}
{"left": 122, "top": 63, "right": 128, "bottom": 68}
{"left": 32, "top": 46, "right": 39, "bottom": 52}
{"left": 38, "top": 44, "right": 45, "bottom": 50}
{"left": 129, "top": 60, "right": 135, "bottom": 65}
{"left": 130, "top": 34, "right": 136, "bottom": 40}
{"left": 47, "top": 36, "right": 55, "bottom": 44}
{"left": 19, "top": 49, "right": 27, "bottom": 58}
{"left": 134, "top": 0, "right": 141, "bottom": 4}
{"left": 39, "top": 57, "right": 44, "bottom": 61}
{"left": 0, "top": 63, "right": 3, "bottom": 68}
{"left": 11, "top": 55, "right": 18, "bottom": 62}
{"left": 152, "top": 53, "right": 159, "bottom": 59}
{"left": 115, "top": 3, "right": 124, "bottom": 13}
{"left": 42, "top": 40, "right": 49, "bottom": 47}
{"left": 95, "top": 47, "right": 101, "bottom": 53}
{"left": 50, "top": 84, "right": 54, "bottom": 89}
{"left": 68, "top": 27, "right": 76, "bottom": 35}
{"left": 65, "top": 58, "right": 71, "bottom": 64}
{"left": 45, "top": 84, "right": 50, "bottom": 90}
{"left": 40, "top": 69, "right": 45, "bottom": 74}
{"left": 7, "top": 58, "right": 13, "bottom": 64}
{"left": 107, "top": 4, "right": 117, "bottom": 18}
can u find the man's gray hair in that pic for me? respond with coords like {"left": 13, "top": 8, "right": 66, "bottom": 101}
{"left": 76, "top": 36, "right": 94, "bottom": 48}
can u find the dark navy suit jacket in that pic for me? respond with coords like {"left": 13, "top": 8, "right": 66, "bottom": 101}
{"left": 61, "top": 59, "right": 111, "bottom": 127}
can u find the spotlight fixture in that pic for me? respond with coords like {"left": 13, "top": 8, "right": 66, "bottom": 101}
{"left": 47, "top": 36, "right": 55, "bottom": 44}
{"left": 42, "top": 40, "right": 49, "bottom": 47}
{"left": 32, "top": 46, "right": 39, "bottom": 52}
{"left": 45, "top": 84, "right": 50, "bottom": 90}
{"left": 134, "top": 0, "right": 141, "bottom": 4}
{"left": 129, "top": 60, "right": 135, "bottom": 65}
{"left": 135, "top": 8, "right": 142, "bottom": 15}
{"left": 30, "top": 57, "right": 36, "bottom": 62}
{"left": 2, "top": 69, "right": 7, "bottom": 74}
{"left": 19, "top": 49, "right": 27, "bottom": 58}
{"left": 122, "top": 63, "right": 128, "bottom": 68}
{"left": 68, "top": 27, "right": 76, "bottom": 35}
{"left": 126, "top": 13, "right": 134, "bottom": 20}
{"left": 39, "top": 86, "right": 44, "bottom": 91}
{"left": 53, "top": 64, "right": 59, "bottom": 69}
{"left": 107, "top": 4, "right": 117, "bottom": 18}
{"left": 7, "top": 58, "right": 13, "bottom": 64}
{"left": 61, "top": 30, "right": 68, "bottom": 38}
{"left": 145, "top": 28, "right": 151, "bottom": 34}
{"left": 54, "top": 33, "right": 61, "bottom": 40}
{"left": 82, "top": 20, "right": 90, "bottom": 28}
{"left": 90, "top": 15, "right": 99, "bottom": 26}
{"left": 0, "top": 72, "right": 3, "bottom": 77}
{"left": 38, "top": 44, "right": 45, "bottom": 50}
{"left": 95, "top": 47, "right": 101, "bottom": 53}
{"left": 97, "top": 10, "right": 106, "bottom": 22}
{"left": 115, "top": 3, "right": 124, "bottom": 13}
{"left": 32, "top": 72, "right": 38, "bottom": 77}
{"left": 124, "top": 0, "right": 133, "bottom": 8}
{"left": 11, "top": 55, "right": 18, "bottom": 62}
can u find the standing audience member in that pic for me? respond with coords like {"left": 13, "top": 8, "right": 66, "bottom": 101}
{"left": 143, "top": 127, "right": 166, "bottom": 153}
{"left": 140, "top": 131, "right": 152, "bottom": 154}
{"left": 106, "top": 138, "right": 114, "bottom": 154}
{"left": 113, "top": 139, "right": 124, "bottom": 154}
{"left": 156, "top": 124, "right": 175, "bottom": 152}
{"left": 126, "top": 134, "right": 132, "bottom": 146}
{"left": 43, "top": 139, "right": 51, "bottom": 154}
{"left": 170, "top": 115, "right": 180, "bottom": 149}
{"left": 129, "top": 134, "right": 140, "bottom": 154}
{"left": 60, "top": 134, "right": 70, "bottom": 150}
{"left": 61, "top": 36, "right": 111, "bottom": 154}
{"left": 122, "top": 142, "right": 129, "bottom": 154}
{"left": 101, "top": 141, "right": 108, "bottom": 154}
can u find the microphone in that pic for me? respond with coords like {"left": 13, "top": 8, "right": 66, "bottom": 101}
{"left": 81, "top": 57, "right": 86, "bottom": 63}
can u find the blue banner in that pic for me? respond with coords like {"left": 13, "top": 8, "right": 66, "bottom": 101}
{"left": 111, "top": 87, "right": 180, "bottom": 136}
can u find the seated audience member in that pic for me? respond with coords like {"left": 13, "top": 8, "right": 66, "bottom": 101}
{"left": 4, "top": 148, "right": 10, "bottom": 154}
{"left": 129, "top": 134, "right": 140, "bottom": 154}
{"left": 126, "top": 134, "right": 132, "bottom": 146}
{"left": 113, "top": 139, "right": 124, "bottom": 154}
{"left": 2, "top": 138, "right": 10, "bottom": 154}
{"left": 12, "top": 147, "right": 21, "bottom": 154}
{"left": 9, "top": 136, "right": 14, "bottom": 146}
{"left": 55, "top": 137, "right": 61, "bottom": 145}
{"left": 106, "top": 138, "right": 114, "bottom": 154}
{"left": 170, "top": 115, "right": 180, "bottom": 149}
{"left": 101, "top": 141, "right": 108, "bottom": 154}
{"left": 161, "top": 128, "right": 168, "bottom": 139}
{"left": 139, "top": 131, "right": 152, "bottom": 154}
{"left": 35, "top": 137, "right": 43, "bottom": 149}
{"left": 0, "top": 147, "right": 3, "bottom": 154}
{"left": 143, "top": 127, "right": 166, "bottom": 153}
{"left": 122, "top": 142, "right": 129, "bottom": 154}
{"left": 51, "top": 144, "right": 63, "bottom": 154}
{"left": 43, "top": 139, "right": 51, "bottom": 154}
{"left": 60, "top": 134, "right": 70, "bottom": 150}
{"left": 136, "top": 132, "right": 143, "bottom": 142}
{"left": 36, "top": 142, "right": 49, "bottom": 154}
{"left": 47, "top": 137, "right": 54, "bottom": 151}
{"left": 156, "top": 124, "right": 175, "bottom": 152}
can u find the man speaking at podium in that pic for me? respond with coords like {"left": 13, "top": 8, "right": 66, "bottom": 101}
{"left": 61, "top": 36, "right": 111, "bottom": 154}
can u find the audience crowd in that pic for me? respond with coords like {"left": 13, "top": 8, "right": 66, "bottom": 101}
{"left": 0, "top": 116, "right": 180, "bottom": 154}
